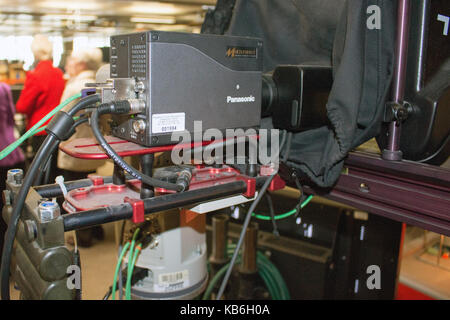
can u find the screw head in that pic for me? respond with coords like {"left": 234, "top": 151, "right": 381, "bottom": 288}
{"left": 134, "top": 81, "right": 145, "bottom": 93}
{"left": 359, "top": 183, "right": 370, "bottom": 193}
{"left": 395, "top": 108, "right": 408, "bottom": 122}
{"left": 38, "top": 201, "right": 60, "bottom": 222}
{"left": 7, "top": 169, "right": 23, "bottom": 185}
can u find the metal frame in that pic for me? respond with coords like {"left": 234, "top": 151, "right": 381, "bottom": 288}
{"left": 313, "top": 0, "right": 449, "bottom": 237}
{"left": 382, "top": 0, "right": 411, "bottom": 161}
{"left": 306, "top": 151, "right": 450, "bottom": 236}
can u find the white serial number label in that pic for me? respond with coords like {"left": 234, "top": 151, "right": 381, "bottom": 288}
{"left": 154, "top": 270, "right": 189, "bottom": 292}
{"left": 152, "top": 112, "right": 185, "bottom": 134}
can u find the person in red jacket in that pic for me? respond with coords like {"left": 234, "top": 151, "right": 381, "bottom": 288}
{"left": 16, "top": 34, "right": 65, "bottom": 155}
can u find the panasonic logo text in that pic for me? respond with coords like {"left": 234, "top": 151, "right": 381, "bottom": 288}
{"left": 227, "top": 95, "right": 255, "bottom": 103}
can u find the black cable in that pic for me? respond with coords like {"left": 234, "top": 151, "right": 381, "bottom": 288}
{"left": 293, "top": 176, "right": 306, "bottom": 218}
{"left": 265, "top": 193, "right": 280, "bottom": 237}
{"left": 102, "top": 267, "right": 148, "bottom": 300}
{"left": 416, "top": 133, "right": 450, "bottom": 163}
{"left": 67, "top": 94, "right": 100, "bottom": 117}
{"left": 90, "top": 106, "right": 184, "bottom": 192}
{"left": 103, "top": 287, "right": 112, "bottom": 300}
{"left": 216, "top": 130, "right": 287, "bottom": 300}
{"left": 42, "top": 154, "right": 53, "bottom": 185}
{"left": 32, "top": 117, "right": 90, "bottom": 187}
{"left": 0, "top": 95, "right": 100, "bottom": 300}
{"left": 0, "top": 134, "right": 57, "bottom": 300}
{"left": 70, "top": 117, "right": 89, "bottom": 133}
{"left": 33, "top": 140, "right": 59, "bottom": 186}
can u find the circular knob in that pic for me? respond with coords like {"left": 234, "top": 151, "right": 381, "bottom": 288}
{"left": 134, "top": 81, "right": 145, "bottom": 93}
{"left": 133, "top": 120, "right": 146, "bottom": 133}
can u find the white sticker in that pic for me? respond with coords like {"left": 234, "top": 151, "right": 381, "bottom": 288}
{"left": 153, "top": 270, "right": 189, "bottom": 292}
{"left": 152, "top": 112, "right": 185, "bottom": 134}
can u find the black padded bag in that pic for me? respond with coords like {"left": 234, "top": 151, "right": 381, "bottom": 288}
{"left": 222, "top": 0, "right": 396, "bottom": 187}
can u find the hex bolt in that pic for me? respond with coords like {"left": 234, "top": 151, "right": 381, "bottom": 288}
{"left": 359, "top": 183, "right": 370, "bottom": 193}
{"left": 38, "top": 201, "right": 61, "bottom": 222}
{"left": 134, "top": 81, "right": 145, "bottom": 93}
{"left": 148, "top": 237, "right": 159, "bottom": 249}
{"left": 7, "top": 169, "right": 23, "bottom": 185}
{"left": 24, "top": 220, "right": 37, "bottom": 242}
{"left": 2, "top": 190, "right": 11, "bottom": 206}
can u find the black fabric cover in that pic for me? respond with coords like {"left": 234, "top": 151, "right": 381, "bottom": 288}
{"left": 226, "top": 0, "right": 396, "bottom": 187}
{"left": 201, "top": 0, "right": 236, "bottom": 35}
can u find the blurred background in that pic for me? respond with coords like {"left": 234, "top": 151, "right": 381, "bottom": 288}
{"left": 0, "top": 0, "right": 215, "bottom": 79}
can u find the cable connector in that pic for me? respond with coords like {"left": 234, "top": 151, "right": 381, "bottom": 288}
{"left": 176, "top": 168, "right": 193, "bottom": 192}
{"left": 45, "top": 111, "right": 75, "bottom": 141}
{"left": 97, "top": 99, "right": 145, "bottom": 116}
{"left": 127, "top": 99, "right": 146, "bottom": 114}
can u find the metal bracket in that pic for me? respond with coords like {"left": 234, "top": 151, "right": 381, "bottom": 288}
{"left": 383, "top": 101, "right": 411, "bottom": 123}
{"left": 187, "top": 192, "right": 258, "bottom": 214}
{"left": 124, "top": 197, "right": 145, "bottom": 224}
{"left": 306, "top": 151, "right": 450, "bottom": 236}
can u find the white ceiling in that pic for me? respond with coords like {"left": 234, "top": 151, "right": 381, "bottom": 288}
{"left": 0, "top": 0, "right": 217, "bottom": 35}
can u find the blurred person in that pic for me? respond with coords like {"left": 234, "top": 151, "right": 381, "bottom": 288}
{"left": 16, "top": 35, "right": 65, "bottom": 179}
{"left": 0, "top": 82, "right": 25, "bottom": 259}
{"left": 57, "top": 48, "right": 106, "bottom": 247}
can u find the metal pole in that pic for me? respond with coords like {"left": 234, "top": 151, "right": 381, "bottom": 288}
{"left": 210, "top": 214, "right": 230, "bottom": 265}
{"left": 63, "top": 181, "right": 247, "bottom": 231}
{"left": 140, "top": 153, "right": 154, "bottom": 199}
{"left": 382, "top": 0, "right": 411, "bottom": 161}
{"left": 240, "top": 222, "right": 258, "bottom": 274}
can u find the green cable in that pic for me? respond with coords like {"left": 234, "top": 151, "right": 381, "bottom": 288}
{"left": 111, "top": 241, "right": 131, "bottom": 300}
{"left": 252, "top": 195, "right": 314, "bottom": 221}
{"left": 33, "top": 126, "right": 47, "bottom": 135}
{"left": 112, "top": 228, "right": 141, "bottom": 300}
{"left": 257, "top": 252, "right": 290, "bottom": 299}
{"left": 203, "top": 247, "right": 290, "bottom": 300}
{"left": 124, "top": 228, "right": 140, "bottom": 299}
{"left": 203, "top": 262, "right": 230, "bottom": 300}
{"left": 227, "top": 249, "right": 284, "bottom": 299}
{"left": 126, "top": 244, "right": 142, "bottom": 300}
{"left": 0, "top": 92, "right": 81, "bottom": 161}
{"left": 20, "top": 115, "right": 82, "bottom": 137}
{"left": 257, "top": 262, "right": 280, "bottom": 299}
{"left": 225, "top": 245, "right": 290, "bottom": 300}
{"left": 203, "top": 256, "right": 283, "bottom": 300}
{"left": 128, "top": 228, "right": 141, "bottom": 266}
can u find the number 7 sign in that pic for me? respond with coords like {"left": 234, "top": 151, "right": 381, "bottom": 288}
{"left": 437, "top": 14, "right": 449, "bottom": 36}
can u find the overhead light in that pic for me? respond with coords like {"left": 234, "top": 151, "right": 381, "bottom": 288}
{"left": 127, "top": 3, "right": 181, "bottom": 15}
{"left": 130, "top": 17, "right": 176, "bottom": 24}
{"left": 202, "top": 5, "right": 216, "bottom": 11}
{"left": 39, "top": 1, "right": 101, "bottom": 11}
{"left": 15, "top": 14, "right": 34, "bottom": 21}
{"left": 42, "top": 14, "right": 98, "bottom": 22}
